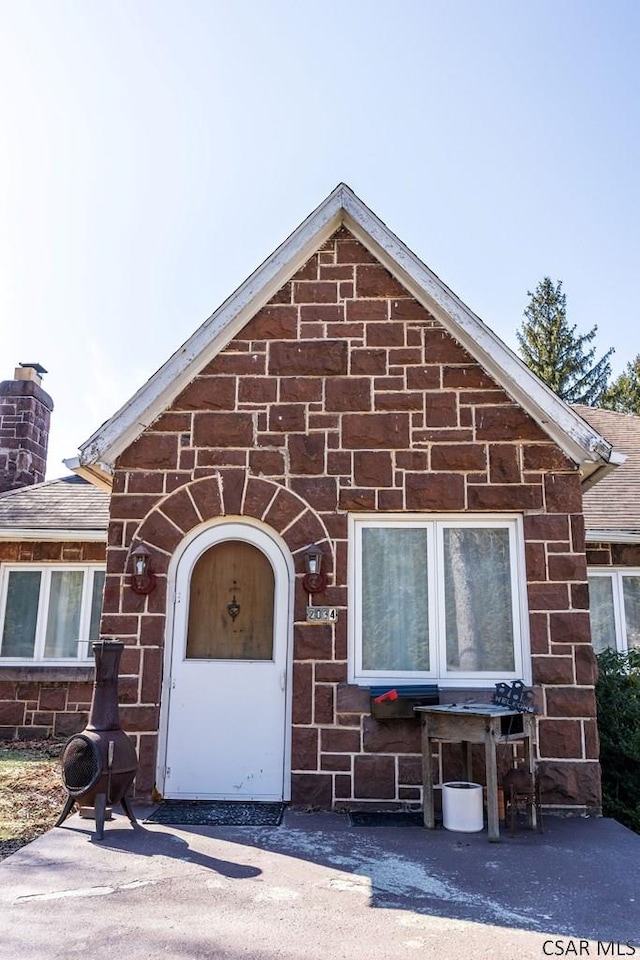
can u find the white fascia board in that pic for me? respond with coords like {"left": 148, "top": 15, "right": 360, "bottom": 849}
{"left": 77, "top": 188, "right": 348, "bottom": 468}
{"left": 76, "top": 183, "right": 614, "bottom": 474}
{"left": 63, "top": 457, "right": 114, "bottom": 491}
{"left": 0, "top": 528, "right": 106, "bottom": 542}
{"left": 585, "top": 529, "right": 640, "bottom": 544}
{"left": 339, "top": 192, "right": 613, "bottom": 473}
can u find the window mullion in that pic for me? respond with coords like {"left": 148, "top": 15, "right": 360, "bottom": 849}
{"left": 78, "top": 569, "right": 92, "bottom": 661}
{"left": 33, "top": 569, "right": 50, "bottom": 661}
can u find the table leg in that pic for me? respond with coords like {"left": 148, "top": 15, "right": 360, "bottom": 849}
{"left": 485, "top": 727, "right": 500, "bottom": 842}
{"left": 422, "top": 720, "right": 435, "bottom": 829}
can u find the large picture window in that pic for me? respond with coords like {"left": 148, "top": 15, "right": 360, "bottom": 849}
{"left": 0, "top": 565, "right": 105, "bottom": 663}
{"left": 350, "top": 515, "right": 529, "bottom": 687}
{"left": 588, "top": 570, "right": 640, "bottom": 655}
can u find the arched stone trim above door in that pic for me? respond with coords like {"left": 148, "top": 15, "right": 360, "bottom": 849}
{"left": 131, "top": 470, "right": 333, "bottom": 577}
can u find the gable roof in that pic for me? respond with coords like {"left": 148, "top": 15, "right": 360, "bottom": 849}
{"left": 70, "top": 183, "right": 618, "bottom": 487}
{"left": 0, "top": 475, "right": 109, "bottom": 540}
{"left": 574, "top": 405, "right": 640, "bottom": 542}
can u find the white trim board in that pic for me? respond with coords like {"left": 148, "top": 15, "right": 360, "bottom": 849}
{"left": 71, "top": 183, "right": 618, "bottom": 486}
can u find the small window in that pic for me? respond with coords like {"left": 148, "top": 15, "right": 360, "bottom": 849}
{"left": 350, "top": 514, "right": 529, "bottom": 688}
{"left": 588, "top": 569, "right": 640, "bottom": 654}
{"left": 0, "top": 565, "right": 105, "bottom": 663}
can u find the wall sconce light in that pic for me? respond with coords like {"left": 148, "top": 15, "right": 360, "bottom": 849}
{"left": 130, "top": 544, "right": 156, "bottom": 595}
{"left": 302, "top": 543, "right": 328, "bottom": 595}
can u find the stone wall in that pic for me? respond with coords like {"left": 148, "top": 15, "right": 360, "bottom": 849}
{"left": 101, "top": 227, "right": 600, "bottom": 810}
{"left": 0, "top": 540, "right": 106, "bottom": 740}
{"left": 0, "top": 375, "right": 53, "bottom": 493}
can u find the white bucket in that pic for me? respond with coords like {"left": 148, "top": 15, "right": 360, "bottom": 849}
{"left": 442, "top": 781, "right": 484, "bottom": 832}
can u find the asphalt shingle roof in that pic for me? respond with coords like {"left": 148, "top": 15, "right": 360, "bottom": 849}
{"left": 0, "top": 475, "right": 109, "bottom": 533}
{"left": 574, "top": 405, "right": 640, "bottom": 535}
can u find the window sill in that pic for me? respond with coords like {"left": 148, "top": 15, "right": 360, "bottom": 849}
{"left": 0, "top": 665, "right": 94, "bottom": 682}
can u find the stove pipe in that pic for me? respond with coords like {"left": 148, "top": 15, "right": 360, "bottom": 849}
{"left": 56, "top": 640, "right": 138, "bottom": 840}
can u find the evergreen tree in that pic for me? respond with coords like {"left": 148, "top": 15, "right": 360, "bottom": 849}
{"left": 516, "top": 277, "right": 614, "bottom": 404}
{"left": 600, "top": 355, "right": 640, "bottom": 415}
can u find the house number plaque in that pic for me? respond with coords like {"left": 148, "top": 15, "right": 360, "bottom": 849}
{"left": 306, "top": 606, "right": 338, "bottom": 623}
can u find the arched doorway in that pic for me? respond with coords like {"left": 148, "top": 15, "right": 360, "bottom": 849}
{"left": 162, "top": 521, "right": 292, "bottom": 800}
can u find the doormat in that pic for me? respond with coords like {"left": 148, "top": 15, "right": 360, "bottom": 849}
{"left": 348, "top": 811, "right": 423, "bottom": 827}
{"left": 145, "top": 801, "right": 286, "bottom": 827}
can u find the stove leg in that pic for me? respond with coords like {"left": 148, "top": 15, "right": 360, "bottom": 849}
{"left": 55, "top": 795, "right": 76, "bottom": 828}
{"left": 120, "top": 794, "right": 138, "bottom": 827}
{"left": 94, "top": 792, "right": 107, "bottom": 841}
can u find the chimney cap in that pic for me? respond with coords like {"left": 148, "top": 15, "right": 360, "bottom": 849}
{"left": 20, "top": 362, "right": 48, "bottom": 376}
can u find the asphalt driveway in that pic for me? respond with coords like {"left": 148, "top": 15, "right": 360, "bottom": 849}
{"left": 1, "top": 808, "right": 638, "bottom": 960}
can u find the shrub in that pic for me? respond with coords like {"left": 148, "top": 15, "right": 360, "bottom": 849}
{"left": 595, "top": 648, "right": 640, "bottom": 832}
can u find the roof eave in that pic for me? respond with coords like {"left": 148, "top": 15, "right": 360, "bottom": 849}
{"left": 75, "top": 183, "right": 616, "bottom": 475}
{"left": 0, "top": 528, "right": 107, "bottom": 542}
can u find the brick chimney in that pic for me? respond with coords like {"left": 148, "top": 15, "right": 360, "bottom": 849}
{"left": 0, "top": 363, "right": 54, "bottom": 493}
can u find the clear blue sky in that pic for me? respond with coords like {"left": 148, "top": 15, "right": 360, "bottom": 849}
{"left": 1, "top": 0, "right": 639, "bottom": 478}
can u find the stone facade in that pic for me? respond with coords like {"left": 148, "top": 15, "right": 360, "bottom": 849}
{"left": 0, "top": 539, "right": 106, "bottom": 739}
{"left": 100, "top": 228, "right": 601, "bottom": 812}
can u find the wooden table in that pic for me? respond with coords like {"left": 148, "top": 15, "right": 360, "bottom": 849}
{"left": 414, "top": 703, "right": 537, "bottom": 842}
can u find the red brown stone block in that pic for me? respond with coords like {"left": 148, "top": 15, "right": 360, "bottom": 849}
{"left": 291, "top": 773, "right": 333, "bottom": 807}
{"left": 280, "top": 377, "right": 323, "bottom": 403}
{"left": 525, "top": 542, "right": 547, "bottom": 582}
{"left": 292, "top": 726, "right": 319, "bottom": 770}
{"left": 488, "top": 445, "right": 521, "bottom": 483}
{"left": 295, "top": 624, "right": 333, "bottom": 661}
{"left": 584, "top": 719, "right": 600, "bottom": 759}
{"left": 238, "top": 377, "right": 278, "bottom": 404}
{"left": 189, "top": 477, "right": 222, "bottom": 521}
{"left": 532, "top": 656, "right": 575, "bottom": 684}
{"left": 118, "top": 434, "right": 178, "bottom": 470}
{"left": 350, "top": 348, "right": 388, "bottom": 375}
{"left": 424, "top": 329, "right": 473, "bottom": 364}
{"left": 338, "top": 488, "right": 375, "bottom": 510}
{"left": 314, "top": 685, "right": 335, "bottom": 725}
{"left": 290, "top": 477, "right": 338, "bottom": 511}
{"left": 292, "top": 662, "right": 313, "bottom": 724}
{"left": 543, "top": 473, "right": 583, "bottom": 513}
{"left": 546, "top": 687, "right": 597, "bottom": 719}
{"left": 315, "top": 661, "right": 348, "bottom": 682}
{"left": 549, "top": 611, "right": 592, "bottom": 644}
{"left": 138, "top": 510, "right": 183, "bottom": 554}
{"left": 321, "top": 754, "right": 351, "bottom": 771}
{"left": 174, "top": 377, "right": 236, "bottom": 411}
{"left": 467, "top": 484, "right": 543, "bottom": 511}
{"left": 356, "top": 264, "right": 406, "bottom": 298}
{"left": 524, "top": 514, "right": 570, "bottom": 543}
{"left": 537, "top": 760, "right": 601, "bottom": 808}
{"left": 424, "top": 392, "right": 457, "bottom": 427}
{"left": 353, "top": 451, "right": 393, "bottom": 487}
{"left": 354, "top": 755, "right": 396, "bottom": 799}
{"left": 522, "top": 444, "right": 573, "bottom": 471}
{"left": 346, "top": 299, "right": 387, "bottom": 321}
{"left": 430, "top": 444, "right": 486, "bottom": 472}
{"left": 193, "top": 412, "right": 254, "bottom": 448}
{"left": 405, "top": 472, "right": 465, "bottom": 510}
{"left": 264, "top": 489, "right": 305, "bottom": 533}
{"left": 268, "top": 404, "right": 306, "bottom": 433}
{"left": 538, "top": 719, "right": 583, "bottom": 758}
{"left": 362, "top": 716, "right": 421, "bottom": 754}
{"left": 240, "top": 305, "right": 298, "bottom": 340}
{"left": 269, "top": 341, "right": 348, "bottom": 376}
{"left": 398, "top": 756, "right": 422, "bottom": 784}
{"left": 293, "top": 281, "right": 338, "bottom": 303}
{"left": 390, "top": 298, "right": 432, "bottom": 321}
{"left": 161, "top": 487, "right": 200, "bottom": 534}
{"left": 475, "top": 406, "right": 547, "bottom": 442}
{"left": 325, "top": 378, "right": 372, "bottom": 412}
{"left": 527, "top": 582, "right": 570, "bottom": 611}
{"left": 321, "top": 727, "right": 361, "bottom": 753}
{"left": 342, "top": 413, "right": 410, "bottom": 449}
{"left": 288, "top": 433, "right": 325, "bottom": 474}
{"left": 249, "top": 449, "right": 285, "bottom": 476}
{"left": 128, "top": 472, "right": 165, "bottom": 494}
{"left": 575, "top": 645, "right": 598, "bottom": 685}
{"left": 336, "top": 683, "right": 371, "bottom": 714}
{"left": 366, "top": 323, "right": 405, "bottom": 347}
{"left": 336, "top": 238, "right": 377, "bottom": 264}
{"left": 375, "top": 391, "right": 423, "bottom": 412}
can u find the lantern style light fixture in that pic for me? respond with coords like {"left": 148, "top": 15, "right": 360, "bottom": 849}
{"left": 302, "top": 543, "right": 328, "bottom": 595}
{"left": 130, "top": 544, "right": 156, "bottom": 595}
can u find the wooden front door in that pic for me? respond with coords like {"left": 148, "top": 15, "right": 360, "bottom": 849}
{"left": 163, "top": 523, "right": 291, "bottom": 800}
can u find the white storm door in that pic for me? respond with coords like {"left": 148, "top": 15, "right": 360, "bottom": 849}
{"left": 164, "top": 524, "right": 290, "bottom": 800}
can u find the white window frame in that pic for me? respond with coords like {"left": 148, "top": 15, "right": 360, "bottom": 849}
{"left": 348, "top": 513, "right": 531, "bottom": 689}
{"left": 587, "top": 568, "right": 640, "bottom": 654}
{"left": 0, "top": 563, "right": 105, "bottom": 665}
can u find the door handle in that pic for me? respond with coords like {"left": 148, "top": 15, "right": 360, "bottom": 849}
{"left": 279, "top": 670, "right": 286, "bottom": 691}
